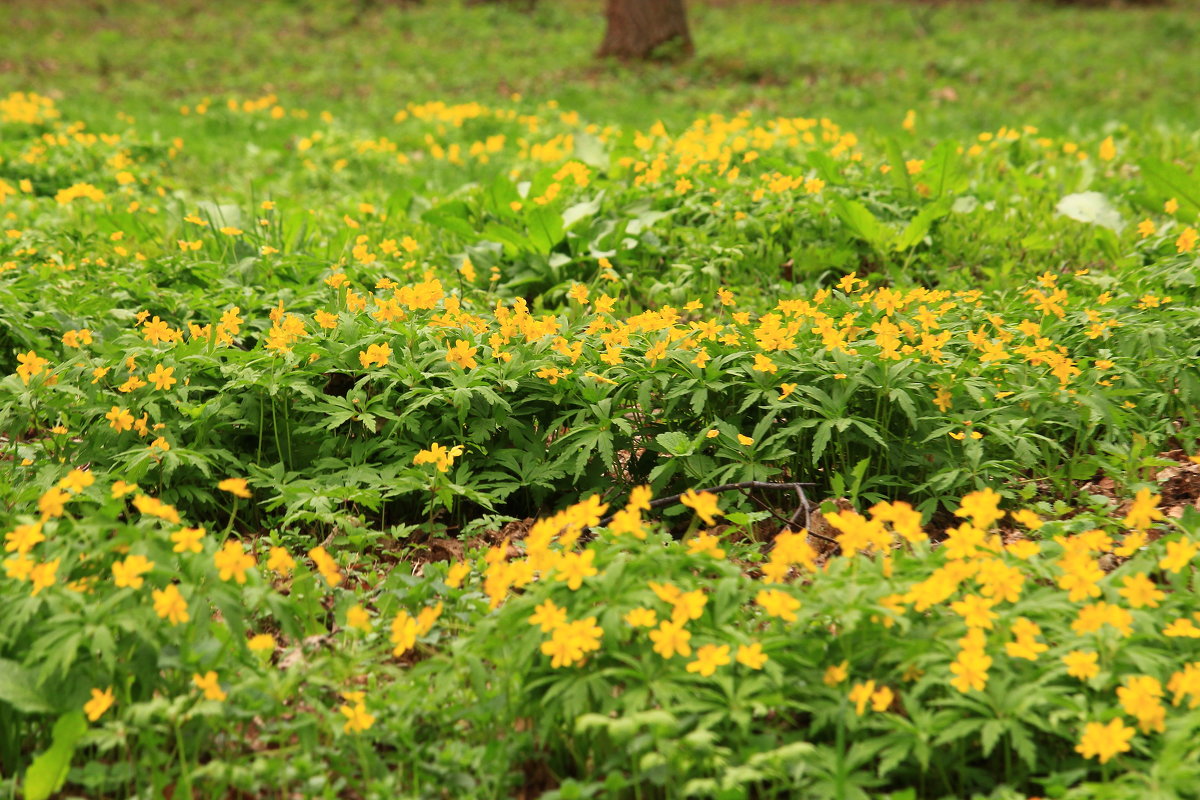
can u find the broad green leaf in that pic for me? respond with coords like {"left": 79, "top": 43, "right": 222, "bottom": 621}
{"left": 655, "top": 431, "right": 695, "bottom": 457}
{"left": 832, "top": 197, "right": 893, "bottom": 251}
{"left": 894, "top": 199, "right": 950, "bottom": 251}
{"left": 1140, "top": 157, "right": 1200, "bottom": 219}
{"left": 0, "top": 659, "right": 54, "bottom": 713}
{"left": 24, "top": 711, "right": 87, "bottom": 800}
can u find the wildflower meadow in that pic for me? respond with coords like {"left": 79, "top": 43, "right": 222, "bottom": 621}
{"left": 2, "top": 1, "right": 1200, "bottom": 798}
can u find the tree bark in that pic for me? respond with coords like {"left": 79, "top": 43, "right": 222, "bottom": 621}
{"left": 597, "top": 0, "right": 693, "bottom": 61}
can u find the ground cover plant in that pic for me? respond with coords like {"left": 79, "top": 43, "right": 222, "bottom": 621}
{"left": 2, "top": 1, "right": 1200, "bottom": 798}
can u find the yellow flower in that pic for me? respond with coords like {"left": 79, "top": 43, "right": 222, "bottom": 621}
{"left": 16, "top": 350, "right": 49, "bottom": 384}
{"left": 112, "top": 554, "right": 155, "bottom": 590}
{"left": 445, "top": 339, "right": 478, "bottom": 369}
{"left": 625, "top": 607, "right": 658, "bottom": 628}
{"left": 38, "top": 488, "right": 69, "bottom": 519}
{"left": 1123, "top": 488, "right": 1164, "bottom": 531}
{"left": 555, "top": 549, "right": 598, "bottom": 590}
{"left": 1071, "top": 602, "right": 1133, "bottom": 637}
{"left": 346, "top": 605, "right": 373, "bottom": 633}
{"left": 1177, "top": 227, "right": 1199, "bottom": 253}
{"left": 1075, "top": 718, "right": 1134, "bottom": 764}
{"left": 1118, "top": 572, "right": 1165, "bottom": 609}
{"left": 28, "top": 558, "right": 58, "bottom": 596}
{"left": 217, "top": 477, "right": 252, "bottom": 498}
{"left": 686, "top": 644, "right": 731, "bottom": 677}
{"left": 648, "top": 620, "right": 692, "bottom": 659}
{"left": 955, "top": 488, "right": 1004, "bottom": 530}
{"left": 340, "top": 701, "right": 376, "bottom": 734}
{"left": 1004, "top": 618, "right": 1048, "bottom": 660}
{"left": 1168, "top": 663, "right": 1200, "bottom": 709}
{"left": 84, "top": 687, "right": 114, "bottom": 722}
{"left": 170, "top": 527, "right": 205, "bottom": 554}
{"left": 949, "top": 594, "right": 997, "bottom": 629}
{"left": 752, "top": 353, "right": 777, "bottom": 374}
{"left": 248, "top": 634, "right": 276, "bottom": 652}
{"left": 540, "top": 616, "right": 603, "bottom": 668}
{"left": 106, "top": 406, "right": 135, "bottom": 432}
{"left": 1063, "top": 650, "right": 1100, "bottom": 680}
{"left": 3, "top": 522, "right": 44, "bottom": 555}
{"left": 391, "top": 611, "right": 418, "bottom": 656}
{"left": 1098, "top": 136, "right": 1116, "bottom": 162}
{"left": 686, "top": 532, "right": 725, "bottom": 559}
{"left": 359, "top": 342, "right": 392, "bottom": 369}
{"left": 679, "top": 489, "right": 721, "bottom": 526}
{"left": 57, "top": 469, "right": 94, "bottom": 494}
{"left": 309, "top": 545, "right": 343, "bottom": 587}
{"left": 736, "top": 642, "right": 768, "bottom": 670}
{"left": 413, "top": 442, "right": 465, "bottom": 473}
{"left": 151, "top": 583, "right": 189, "bottom": 625}
{"left": 192, "top": 671, "right": 227, "bottom": 702}
{"left": 755, "top": 589, "right": 801, "bottom": 622}
{"left": 147, "top": 364, "right": 176, "bottom": 391}
{"left": 849, "top": 681, "right": 876, "bottom": 715}
{"left": 416, "top": 602, "right": 442, "bottom": 635}
{"left": 1118, "top": 675, "right": 1165, "bottom": 733}
{"left": 824, "top": 660, "right": 849, "bottom": 686}
{"left": 871, "top": 685, "right": 894, "bottom": 712}
{"left": 1163, "top": 618, "right": 1200, "bottom": 638}
{"left": 529, "top": 599, "right": 568, "bottom": 632}
{"left": 671, "top": 589, "right": 707, "bottom": 623}
{"left": 445, "top": 561, "right": 470, "bottom": 588}
{"left": 1159, "top": 536, "right": 1198, "bottom": 574}
{"left": 267, "top": 546, "right": 296, "bottom": 576}
{"left": 213, "top": 540, "right": 255, "bottom": 584}
{"left": 949, "top": 648, "right": 992, "bottom": 693}
{"left": 737, "top": 434, "right": 754, "bottom": 446}
{"left": 1010, "top": 509, "right": 1042, "bottom": 530}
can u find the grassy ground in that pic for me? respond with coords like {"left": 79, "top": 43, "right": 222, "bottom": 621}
{"left": 4, "top": 0, "right": 1198, "bottom": 136}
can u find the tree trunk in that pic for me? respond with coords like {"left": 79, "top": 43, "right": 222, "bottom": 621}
{"left": 597, "top": 0, "right": 693, "bottom": 61}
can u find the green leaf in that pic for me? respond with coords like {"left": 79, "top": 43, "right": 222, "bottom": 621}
{"left": 1056, "top": 191, "right": 1124, "bottom": 233}
{"left": 811, "top": 420, "right": 834, "bottom": 465}
{"left": 527, "top": 206, "right": 565, "bottom": 254}
{"left": 894, "top": 199, "right": 950, "bottom": 251}
{"left": 422, "top": 201, "right": 476, "bottom": 239}
{"left": 925, "top": 139, "right": 963, "bottom": 199}
{"left": 24, "top": 711, "right": 87, "bottom": 800}
{"left": 562, "top": 195, "right": 603, "bottom": 230}
{"left": 572, "top": 131, "right": 608, "bottom": 168}
{"left": 0, "top": 658, "right": 55, "bottom": 714}
{"left": 883, "top": 138, "right": 915, "bottom": 196}
{"left": 832, "top": 197, "right": 893, "bottom": 251}
{"left": 655, "top": 431, "right": 695, "bottom": 457}
{"left": 1140, "top": 157, "right": 1200, "bottom": 219}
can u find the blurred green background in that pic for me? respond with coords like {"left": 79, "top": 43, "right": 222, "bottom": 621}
{"left": 3, "top": 0, "right": 1196, "bottom": 135}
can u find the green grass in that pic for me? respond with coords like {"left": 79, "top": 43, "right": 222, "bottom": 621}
{"left": 4, "top": 0, "right": 1198, "bottom": 136}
